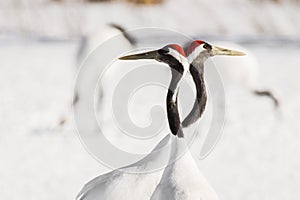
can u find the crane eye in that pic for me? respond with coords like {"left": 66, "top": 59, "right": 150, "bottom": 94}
{"left": 203, "top": 43, "right": 211, "bottom": 50}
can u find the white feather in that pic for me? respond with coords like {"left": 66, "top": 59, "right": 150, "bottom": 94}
{"left": 150, "top": 135, "right": 219, "bottom": 200}
{"left": 77, "top": 135, "right": 171, "bottom": 200}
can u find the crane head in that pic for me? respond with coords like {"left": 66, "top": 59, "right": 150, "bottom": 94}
{"left": 119, "top": 44, "right": 190, "bottom": 78}
{"left": 119, "top": 44, "right": 187, "bottom": 66}
{"left": 187, "top": 40, "right": 245, "bottom": 63}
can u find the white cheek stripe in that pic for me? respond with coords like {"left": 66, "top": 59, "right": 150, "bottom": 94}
{"left": 167, "top": 48, "right": 190, "bottom": 102}
{"left": 187, "top": 44, "right": 205, "bottom": 63}
{"left": 167, "top": 48, "right": 189, "bottom": 76}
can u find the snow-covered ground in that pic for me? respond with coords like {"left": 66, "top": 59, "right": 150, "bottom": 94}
{"left": 1, "top": 0, "right": 300, "bottom": 199}
{"left": 1, "top": 0, "right": 300, "bottom": 39}
{"left": 0, "top": 38, "right": 299, "bottom": 200}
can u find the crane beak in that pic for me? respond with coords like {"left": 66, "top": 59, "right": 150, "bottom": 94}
{"left": 212, "top": 46, "right": 246, "bottom": 56}
{"left": 119, "top": 50, "right": 159, "bottom": 60}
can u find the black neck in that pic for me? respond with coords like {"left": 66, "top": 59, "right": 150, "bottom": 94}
{"left": 167, "top": 68, "right": 184, "bottom": 138}
{"left": 165, "top": 59, "right": 185, "bottom": 138}
{"left": 182, "top": 63, "right": 207, "bottom": 127}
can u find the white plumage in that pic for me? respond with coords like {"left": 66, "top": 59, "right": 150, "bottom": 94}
{"left": 77, "top": 135, "right": 170, "bottom": 200}
{"left": 58, "top": 24, "right": 134, "bottom": 126}
{"left": 150, "top": 135, "right": 219, "bottom": 200}
{"left": 77, "top": 24, "right": 134, "bottom": 66}
{"left": 76, "top": 40, "right": 223, "bottom": 200}
{"left": 75, "top": 23, "right": 133, "bottom": 106}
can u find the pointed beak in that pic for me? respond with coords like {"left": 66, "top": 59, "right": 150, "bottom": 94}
{"left": 119, "top": 50, "right": 159, "bottom": 60}
{"left": 212, "top": 46, "right": 246, "bottom": 56}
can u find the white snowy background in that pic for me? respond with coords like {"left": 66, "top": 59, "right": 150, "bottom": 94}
{"left": 0, "top": 0, "right": 300, "bottom": 199}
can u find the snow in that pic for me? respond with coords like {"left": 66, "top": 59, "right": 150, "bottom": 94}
{"left": 1, "top": 37, "right": 300, "bottom": 200}
{"left": 198, "top": 44, "right": 300, "bottom": 200}
{"left": 1, "top": 0, "right": 300, "bottom": 199}
{"left": 0, "top": 41, "right": 105, "bottom": 200}
{"left": 1, "top": 0, "right": 300, "bottom": 39}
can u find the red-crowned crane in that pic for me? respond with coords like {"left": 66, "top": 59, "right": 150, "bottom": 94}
{"left": 77, "top": 44, "right": 190, "bottom": 200}
{"left": 150, "top": 40, "right": 244, "bottom": 200}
